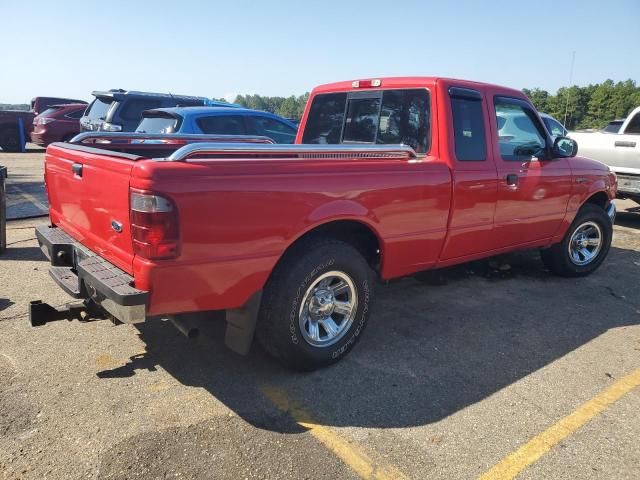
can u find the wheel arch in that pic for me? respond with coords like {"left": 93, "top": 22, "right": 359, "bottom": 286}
{"left": 278, "top": 218, "right": 384, "bottom": 275}
{"left": 582, "top": 190, "right": 610, "bottom": 210}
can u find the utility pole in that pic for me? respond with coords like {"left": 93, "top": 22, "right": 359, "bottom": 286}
{"left": 563, "top": 51, "right": 576, "bottom": 128}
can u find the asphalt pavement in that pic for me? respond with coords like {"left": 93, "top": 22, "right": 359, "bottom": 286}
{"left": 1, "top": 148, "right": 639, "bottom": 480}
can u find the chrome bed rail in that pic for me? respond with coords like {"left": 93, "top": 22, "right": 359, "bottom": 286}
{"left": 166, "top": 143, "right": 418, "bottom": 162}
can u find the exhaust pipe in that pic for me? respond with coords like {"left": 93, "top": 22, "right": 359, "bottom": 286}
{"left": 169, "top": 314, "right": 200, "bottom": 339}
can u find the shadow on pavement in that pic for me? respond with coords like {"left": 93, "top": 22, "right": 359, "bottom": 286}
{"left": 615, "top": 209, "right": 640, "bottom": 229}
{"left": 95, "top": 247, "right": 640, "bottom": 432}
{"left": 1, "top": 246, "right": 42, "bottom": 261}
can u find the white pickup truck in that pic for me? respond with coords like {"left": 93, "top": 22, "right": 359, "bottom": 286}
{"left": 570, "top": 106, "right": 640, "bottom": 204}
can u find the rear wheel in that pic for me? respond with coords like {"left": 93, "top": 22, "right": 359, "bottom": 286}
{"left": 0, "top": 128, "right": 22, "bottom": 152}
{"left": 256, "top": 238, "right": 375, "bottom": 371}
{"left": 541, "top": 204, "right": 612, "bottom": 277}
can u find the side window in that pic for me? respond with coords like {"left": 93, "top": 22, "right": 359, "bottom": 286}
{"left": 450, "top": 90, "right": 487, "bottom": 161}
{"left": 118, "top": 99, "right": 162, "bottom": 122}
{"left": 542, "top": 117, "right": 567, "bottom": 137}
{"left": 65, "top": 109, "right": 85, "bottom": 120}
{"left": 494, "top": 99, "right": 547, "bottom": 160}
{"left": 249, "top": 116, "right": 296, "bottom": 144}
{"left": 625, "top": 112, "right": 640, "bottom": 134}
{"left": 197, "top": 115, "right": 247, "bottom": 135}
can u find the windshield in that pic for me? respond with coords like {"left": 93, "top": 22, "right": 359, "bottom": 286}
{"left": 85, "top": 97, "right": 113, "bottom": 120}
{"left": 136, "top": 115, "right": 180, "bottom": 134}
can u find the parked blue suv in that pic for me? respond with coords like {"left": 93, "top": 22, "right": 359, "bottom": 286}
{"left": 135, "top": 106, "right": 298, "bottom": 144}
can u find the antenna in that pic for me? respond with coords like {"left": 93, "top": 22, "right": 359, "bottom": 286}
{"left": 563, "top": 51, "right": 576, "bottom": 128}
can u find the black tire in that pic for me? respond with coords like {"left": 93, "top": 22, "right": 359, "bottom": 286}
{"left": 0, "top": 127, "right": 22, "bottom": 152}
{"left": 541, "top": 203, "right": 612, "bottom": 277}
{"left": 256, "top": 238, "right": 375, "bottom": 371}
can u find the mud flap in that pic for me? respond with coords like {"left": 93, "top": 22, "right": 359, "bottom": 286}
{"left": 224, "top": 292, "right": 262, "bottom": 355}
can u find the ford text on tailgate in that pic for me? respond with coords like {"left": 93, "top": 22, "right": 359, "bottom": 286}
{"left": 32, "top": 78, "right": 617, "bottom": 371}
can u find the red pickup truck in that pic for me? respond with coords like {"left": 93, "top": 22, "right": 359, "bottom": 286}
{"left": 33, "top": 77, "right": 617, "bottom": 370}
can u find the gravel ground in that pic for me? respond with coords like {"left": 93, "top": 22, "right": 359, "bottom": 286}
{"left": 1, "top": 149, "right": 639, "bottom": 479}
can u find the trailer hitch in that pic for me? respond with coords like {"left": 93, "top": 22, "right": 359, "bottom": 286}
{"left": 29, "top": 299, "right": 106, "bottom": 327}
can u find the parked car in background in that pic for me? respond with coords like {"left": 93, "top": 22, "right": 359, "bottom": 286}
{"left": 1, "top": 97, "right": 87, "bottom": 152}
{"left": 80, "top": 89, "right": 208, "bottom": 133}
{"left": 135, "top": 106, "right": 298, "bottom": 143}
{"left": 31, "top": 96, "right": 86, "bottom": 115}
{"left": 540, "top": 113, "right": 567, "bottom": 138}
{"left": 31, "top": 103, "right": 87, "bottom": 146}
{"left": 570, "top": 106, "right": 640, "bottom": 204}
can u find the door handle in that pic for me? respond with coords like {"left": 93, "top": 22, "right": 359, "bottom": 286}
{"left": 615, "top": 141, "right": 636, "bottom": 148}
{"left": 71, "top": 163, "right": 83, "bottom": 177}
{"left": 505, "top": 174, "right": 518, "bottom": 186}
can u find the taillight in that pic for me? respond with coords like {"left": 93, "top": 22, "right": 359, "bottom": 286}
{"left": 36, "top": 117, "right": 55, "bottom": 125}
{"left": 130, "top": 190, "right": 179, "bottom": 260}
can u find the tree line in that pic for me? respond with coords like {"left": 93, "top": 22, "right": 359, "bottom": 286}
{"left": 523, "top": 79, "right": 640, "bottom": 130}
{"left": 230, "top": 79, "right": 640, "bottom": 129}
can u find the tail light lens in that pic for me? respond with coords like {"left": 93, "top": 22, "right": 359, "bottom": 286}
{"left": 130, "top": 190, "right": 179, "bottom": 260}
{"left": 36, "top": 117, "right": 55, "bottom": 125}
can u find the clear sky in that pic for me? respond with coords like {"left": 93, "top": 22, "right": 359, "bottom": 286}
{"left": 1, "top": 0, "right": 638, "bottom": 103}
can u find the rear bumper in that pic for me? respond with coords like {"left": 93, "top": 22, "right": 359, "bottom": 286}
{"left": 35, "top": 225, "right": 148, "bottom": 323}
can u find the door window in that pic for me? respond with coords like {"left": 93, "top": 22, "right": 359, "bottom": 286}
{"left": 197, "top": 115, "right": 246, "bottom": 135}
{"left": 494, "top": 99, "right": 547, "bottom": 160}
{"left": 248, "top": 116, "right": 296, "bottom": 143}
{"left": 450, "top": 91, "right": 487, "bottom": 161}
{"left": 625, "top": 112, "right": 640, "bottom": 134}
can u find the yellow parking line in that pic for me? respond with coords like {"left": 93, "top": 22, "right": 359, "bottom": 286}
{"left": 262, "top": 385, "right": 408, "bottom": 480}
{"left": 478, "top": 367, "right": 640, "bottom": 480}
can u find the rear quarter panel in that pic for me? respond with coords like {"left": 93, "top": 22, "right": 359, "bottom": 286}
{"left": 130, "top": 157, "right": 451, "bottom": 315}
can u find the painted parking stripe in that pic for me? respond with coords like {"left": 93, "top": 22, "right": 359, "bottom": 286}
{"left": 262, "top": 385, "right": 408, "bottom": 480}
{"left": 478, "top": 367, "right": 640, "bottom": 480}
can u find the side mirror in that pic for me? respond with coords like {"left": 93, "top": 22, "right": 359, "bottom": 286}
{"left": 552, "top": 136, "right": 578, "bottom": 158}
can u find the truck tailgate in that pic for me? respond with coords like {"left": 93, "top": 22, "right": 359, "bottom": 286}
{"left": 45, "top": 143, "right": 139, "bottom": 274}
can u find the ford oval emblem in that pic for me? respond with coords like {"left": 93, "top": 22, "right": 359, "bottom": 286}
{"left": 111, "top": 220, "right": 123, "bottom": 233}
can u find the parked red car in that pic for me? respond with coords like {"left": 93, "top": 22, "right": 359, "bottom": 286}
{"left": 34, "top": 76, "right": 616, "bottom": 371}
{"left": 31, "top": 103, "right": 87, "bottom": 146}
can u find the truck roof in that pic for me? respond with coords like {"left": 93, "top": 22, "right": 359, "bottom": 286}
{"left": 312, "top": 76, "right": 524, "bottom": 98}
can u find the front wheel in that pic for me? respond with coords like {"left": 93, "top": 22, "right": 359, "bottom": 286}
{"left": 256, "top": 238, "right": 375, "bottom": 371}
{"left": 541, "top": 203, "right": 612, "bottom": 277}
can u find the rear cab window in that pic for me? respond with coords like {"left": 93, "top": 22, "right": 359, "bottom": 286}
{"left": 302, "top": 89, "right": 430, "bottom": 153}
